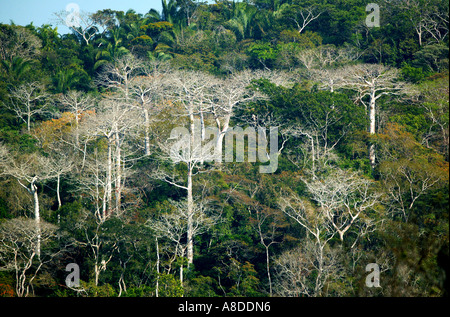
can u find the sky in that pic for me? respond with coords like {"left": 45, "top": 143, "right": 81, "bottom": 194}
{"left": 0, "top": 0, "right": 164, "bottom": 33}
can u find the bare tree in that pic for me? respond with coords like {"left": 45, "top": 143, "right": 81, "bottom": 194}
{"left": 393, "top": 0, "right": 449, "bottom": 46}
{"left": 278, "top": 189, "right": 336, "bottom": 296}
{"left": 54, "top": 9, "right": 103, "bottom": 46}
{"left": 130, "top": 61, "right": 171, "bottom": 156}
{"left": 210, "top": 70, "right": 261, "bottom": 163}
{"left": 297, "top": 44, "right": 362, "bottom": 76}
{"left": 303, "top": 168, "right": 381, "bottom": 244}
{"left": 5, "top": 82, "right": 49, "bottom": 132}
{"left": 0, "top": 218, "right": 59, "bottom": 297}
{"left": 418, "top": 78, "right": 449, "bottom": 159}
{"left": 379, "top": 158, "right": 444, "bottom": 222}
{"left": 274, "top": 240, "right": 342, "bottom": 297}
{"left": 278, "top": 167, "right": 381, "bottom": 294}
{"left": 0, "top": 146, "right": 62, "bottom": 257}
{"left": 59, "top": 90, "right": 96, "bottom": 148}
{"left": 283, "top": 4, "right": 324, "bottom": 34}
{"left": 93, "top": 55, "right": 147, "bottom": 216}
{"left": 79, "top": 96, "right": 140, "bottom": 220}
{"left": 147, "top": 199, "right": 218, "bottom": 285}
{"left": 251, "top": 204, "right": 283, "bottom": 297}
{"left": 154, "top": 70, "right": 218, "bottom": 266}
{"left": 96, "top": 54, "right": 144, "bottom": 99}
{"left": 337, "top": 64, "right": 412, "bottom": 168}
{"left": 0, "top": 25, "right": 42, "bottom": 62}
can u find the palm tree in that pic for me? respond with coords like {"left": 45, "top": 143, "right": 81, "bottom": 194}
{"left": 162, "top": 0, "right": 178, "bottom": 24}
{"left": 94, "top": 28, "right": 129, "bottom": 70}
{"left": 1, "top": 57, "right": 33, "bottom": 82}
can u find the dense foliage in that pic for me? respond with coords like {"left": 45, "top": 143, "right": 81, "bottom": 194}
{"left": 0, "top": 0, "right": 448, "bottom": 297}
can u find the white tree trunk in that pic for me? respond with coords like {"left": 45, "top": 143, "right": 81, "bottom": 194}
{"left": 369, "top": 90, "right": 376, "bottom": 168}
{"left": 155, "top": 237, "right": 160, "bottom": 297}
{"left": 143, "top": 108, "right": 151, "bottom": 156}
{"left": 187, "top": 165, "right": 194, "bottom": 266}
{"left": 104, "top": 138, "right": 113, "bottom": 220}
{"left": 56, "top": 174, "right": 62, "bottom": 210}
{"left": 31, "top": 182, "right": 41, "bottom": 259}
{"left": 115, "top": 131, "right": 122, "bottom": 215}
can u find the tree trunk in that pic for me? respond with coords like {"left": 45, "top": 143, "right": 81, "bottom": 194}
{"left": 115, "top": 131, "right": 122, "bottom": 215}
{"left": 31, "top": 183, "right": 41, "bottom": 259}
{"left": 265, "top": 246, "right": 272, "bottom": 297}
{"left": 155, "top": 237, "right": 160, "bottom": 297}
{"left": 214, "top": 117, "right": 230, "bottom": 164}
{"left": 369, "top": 90, "right": 376, "bottom": 168}
{"left": 186, "top": 165, "right": 194, "bottom": 267}
{"left": 27, "top": 104, "right": 31, "bottom": 132}
{"left": 104, "top": 138, "right": 113, "bottom": 220}
{"left": 143, "top": 108, "right": 150, "bottom": 156}
{"left": 186, "top": 112, "right": 196, "bottom": 266}
{"left": 56, "top": 174, "right": 62, "bottom": 210}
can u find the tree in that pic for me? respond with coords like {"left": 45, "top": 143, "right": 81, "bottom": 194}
{"left": 396, "top": 0, "right": 449, "bottom": 46}
{"left": 303, "top": 168, "right": 381, "bottom": 244}
{"left": 147, "top": 198, "right": 217, "bottom": 286}
{"left": 79, "top": 96, "right": 140, "bottom": 221}
{"left": 58, "top": 90, "right": 96, "bottom": 148}
{"left": 338, "top": 64, "right": 413, "bottom": 168}
{"left": 5, "top": 82, "right": 49, "bottom": 132}
{"left": 377, "top": 123, "right": 448, "bottom": 222}
{"left": 280, "top": 3, "right": 324, "bottom": 34}
{"left": 0, "top": 218, "right": 59, "bottom": 297}
{"left": 274, "top": 240, "right": 342, "bottom": 297}
{"left": 54, "top": 9, "right": 103, "bottom": 46}
{"left": 0, "top": 25, "right": 42, "bottom": 63}
{"left": 249, "top": 193, "right": 284, "bottom": 297}
{"left": 418, "top": 76, "right": 449, "bottom": 159}
{"left": 94, "top": 55, "right": 146, "bottom": 216}
{"left": 130, "top": 60, "right": 171, "bottom": 156}
{"left": 0, "top": 145, "right": 62, "bottom": 257}
{"left": 155, "top": 70, "right": 217, "bottom": 266}
{"left": 278, "top": 190, "right": 339, "bottom": 296}
{"left": 278, "top": 166, "right": 382, "bottom": 295}
{"left": 209, "top": 70, "right": 261, "bottom": 163}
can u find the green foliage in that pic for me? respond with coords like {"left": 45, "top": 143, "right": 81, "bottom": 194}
{"left": 158, "top": 273, "right": 184, "bottom": 297}
{"left": 0, "top": 0, "right": 448, "bottom": 298}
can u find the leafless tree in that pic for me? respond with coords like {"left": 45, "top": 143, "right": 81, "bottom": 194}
{"left": 392, "top": 0, "right": 449, "bottom": 46}
{"left": 0, "top": 218, "right": 60, "bottom": 297}
{"left": 130, "top": 61, "right": 171, "bottom": 156}
{"left": 379, "top": 159, "right": 444, "bottom": 222}
{"left": 5, "top": 82, "right": 49, "bottom": 132}
{"left": 54, "top": 9, "right": 103, "bottom": 46}
{"left": 250, "top": 204, "right": 283, "bottom": 297}
{"left": 78, "top": 96, "right": 140, "bottom": 221}
{"left": 274, "top": 240, "right": 342, "bottom": 297}
{"left": 284, "top": 5, "right": 324, "bottom": 34}
{"left": 58, "top": 90, "right": 96, "bottom": 148}
{"left": 0, "top": 25, "right": 42, "bottom": 62}
{"left": 418, "top": 79, "right": 449, "bottom": 159}
{"left": 147, "top": 198, "right": 218, "bottom": 285}
{"left": 153, "top": 70, "right": 219, "bottom": 266}
{"left": 209, "top": 70, "right": 261, "bottom": 163}
{"left": 0, "top": 145, "right": 63, "bottom": 257}
{"left": 303, "top": 168, "right": 381, "bottom": 244}
{"left": 278, "top": 190, "right": 336, "bottom": 296}
{"left": 278, "top": 167, "right": 382, "bottom": 294}
{"left": 92, "top": 55, "right": 148, "bottom": 217}
{"left": 337, "top": 64, "right": 413, "bottom": 168}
